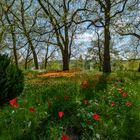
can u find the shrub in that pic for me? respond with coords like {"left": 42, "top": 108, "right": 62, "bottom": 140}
{"left": 0, "top": 54, "right": 24, "bottom": 105}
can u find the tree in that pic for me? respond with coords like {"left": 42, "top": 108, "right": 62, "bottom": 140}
{"left": 70, "top": 0, "right": 129, "bottom": 72}
{"left": 37, "top": 0, "right": 78, "bottom": 70}
{"left": 7, "top": 0, "right": 40, "bottom": 69}
{"left": 113, "top": 0, "right": 140, "bottom": 71}
{"left": 4, "top": 11, "right": 19, "bottom": 68}
{"left": 90, "top": 0, "right": 128, "bottom": 72}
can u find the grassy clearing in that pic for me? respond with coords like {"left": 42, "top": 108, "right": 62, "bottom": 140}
{"left": 0, "top": 71, "right": 140, "bottom": 140}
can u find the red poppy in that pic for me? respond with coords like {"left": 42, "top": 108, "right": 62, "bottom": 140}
{"left": 47, "top": 100, "right": 51, "bottom": 108}
{"left": 29, "top": 107, "right": 36, "bottom": 112}
{"left": 122, "top": 92, "right": 128, "bottom": 97}
{"left": 9, "top": 98, "right": 17, "bottom": 106}
{"left": 64, "top": 95, "right": 69, "bottom": 100}
{"left": 93, "top": 113, "right": 100, "bottom": 121}
{"left": 125, "top": 102, "right": 132, "bottom": 107}
{"left": 81, "top": 80, "right": 89, "bottom": 88}
{"left": 61, "top": 134, "right": 68, "bottom": 140}
{"left": 111, "top": 102, "right": 115, "bottom": 107}
{"left": 9, "top": 98, "right": 19, "bottom": 108}
{"left": 58, "top": 111, "right": 64, "bottom": 118}
{"left": 13, "top": 103, "right": 19, "bottom": 108}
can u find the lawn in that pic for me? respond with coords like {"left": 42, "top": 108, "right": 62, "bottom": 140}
{"left": 0, "top": 71, "right": 140, "bottom": 140}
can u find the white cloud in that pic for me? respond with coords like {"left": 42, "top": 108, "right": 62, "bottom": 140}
{"left": 75, "top": 32, "right": 97, "bottom": 43}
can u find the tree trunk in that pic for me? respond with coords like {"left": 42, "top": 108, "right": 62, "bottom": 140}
{"left": 97, "top": 32, "right": 102, "bottom": 71}
{"left": 98, "top": 50, "right": 102, "bottom": 71}
{"left": 12, "top": 32, "right": 18, "bottom": 69}
{"left": 138, "top": 63, "right": 140, "bottom": 72}
{"left": 26, "top": 35, "right": 39, "bottom": 69}
{"left": 103, "top": 9, "right": 111, "bottom": 73}
{"left": 5, "top": 13, "right": 18, "bottom": 69}
{"left": 44, "top": 57, "right": 48, "bottom": 69}
{"left": 62, "top": 49, "right": 69, "bottom": 71}
{"left": 25, "top": 58, "right": 28, "bottom": 69}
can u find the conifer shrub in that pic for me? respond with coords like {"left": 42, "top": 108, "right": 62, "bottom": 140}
{"left": 0, "top": 54, "right": 24, "bottom": 105}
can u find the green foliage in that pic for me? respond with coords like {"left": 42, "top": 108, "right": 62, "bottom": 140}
{"left": 0, "top": 54, "right": 24, "bottom": 104}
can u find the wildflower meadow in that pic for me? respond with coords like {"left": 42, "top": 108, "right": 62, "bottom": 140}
{"left": 0, "top": 71, "right": 140, "bottom": 140}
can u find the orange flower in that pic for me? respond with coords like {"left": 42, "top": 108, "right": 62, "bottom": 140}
{"left": 29, "top": 107, "right": 36, "bottom": 112}
{"left": 58, "top": 111, "right": 64, "bottom": 118}
{"left": 93, "top": 113, "right": 100, "bottom": 121}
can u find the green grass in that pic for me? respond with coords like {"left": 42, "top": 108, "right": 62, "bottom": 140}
{"left": 0, "top": 71, "right": 140, "bottom": 140}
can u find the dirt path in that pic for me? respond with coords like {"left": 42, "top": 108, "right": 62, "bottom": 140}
{"left": 38, "top": 70, "right": 81, "bottom": 78}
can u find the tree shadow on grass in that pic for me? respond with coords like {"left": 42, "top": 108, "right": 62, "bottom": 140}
{"left": 94, "top": 73, "right": 110, "bottom": 92}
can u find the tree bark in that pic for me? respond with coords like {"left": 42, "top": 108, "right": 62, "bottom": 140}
{"left": 103, "top": 3, "right": 111, "bottom": 73}
{"left": 11, "top": 31, "right": 18, "bottom": 69}
{"left": 26, "top": 35, "right": 39, "bottom": 69}
{"left": 138, "top": 63, "right": 140, "bottom": 72}
{"left": 96, "top": 31, "right": 102, "bottom": 71}
{"left": 62, "top": 49, "right": 69, "bottom": 71}
{"left": 44, "top": 57, "right": 48, "bottom": 69}
{"left": 25, "top": 58, "right": 28, "bottom": 69}
{"left": 5, "top": 13, "right": 18, "bottom": 69}
{"left": 20, "top": 0, "right": 38, "bottom": 69}
{"left": 103, "top": 25, "right": 111, "bottom": 72}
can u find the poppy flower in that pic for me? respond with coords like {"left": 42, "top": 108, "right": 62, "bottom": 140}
{"left": 122, "top": 92, "right": 128, "bottom": 97}
{"left": 111, "top": 102, "right": 115, "bottom": 107}
{"left": 9, "top": 98, "right": 17, "bottom": 105}
{"left": 61, "top": 134, "right": 68, "bottom": 140}
{"left": 47, "top": 100, "right": 51, "bottom": 108}
{"left": 64, "top": 95, "right": 69, "bottom": 100}
{"left": 125, "top": 102, "right": 132, "bottom": 107}
{"left": 58, "top": 111, "right": 64, "bottom": 118}
{"left": 92, "top": 113, "right": 100, "bottom": 121}
{"left": 29, "top": 107, "right": 36, "bottom": 112}
{"left": 13, "top": 103, "right": 19, "bottom": 108}
{"left": 81, "top": 80, "right": 89, "bottom": 88}
{"left": 9, "top": 98, "right": 19, "bottom": 108}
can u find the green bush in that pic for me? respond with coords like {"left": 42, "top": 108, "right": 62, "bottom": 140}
{"left": 0, "top": 54, "right": 24, "bottom": 105}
